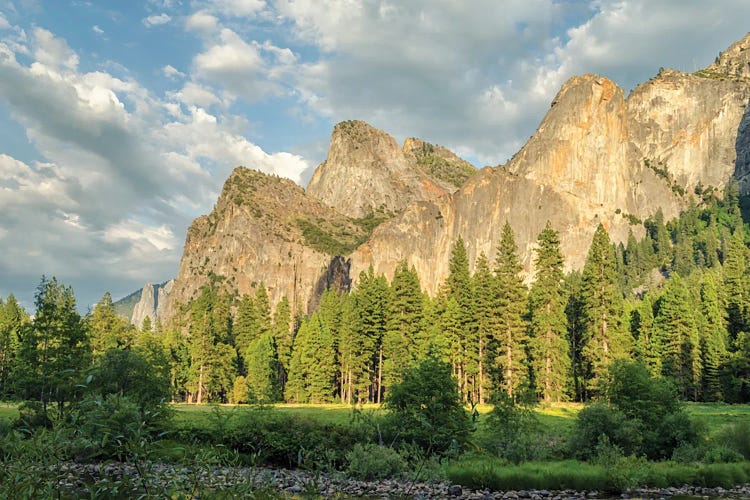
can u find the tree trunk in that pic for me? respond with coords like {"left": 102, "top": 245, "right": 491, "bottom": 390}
{"left": 377, "top": 347, "right": 383, "bottom": 404}
{"left": 197, "top": 364, "right": 204, "bottom": 404}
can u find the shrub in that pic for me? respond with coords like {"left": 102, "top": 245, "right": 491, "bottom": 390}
{"left": 89, "top": 348, "right": 171, "bottom": 413}
{"left": 703, "top": 447, "right": 745, "bottom": 464}
{"left": 480, "top": 394, "right": 543, "bottom": 463}
{"left": 568, "top": 403, "right": 643, "bottom": 459}
{"left": 385, "top": 357, "right": 471, "bottom": 454}
{"left": 715, "top": 420, "right": 750, "bottom": 459}
{"left": 346, "top": 443, "right": 405, "bottom": 480}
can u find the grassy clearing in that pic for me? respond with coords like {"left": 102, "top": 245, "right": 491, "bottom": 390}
{"left": 0, "top": 402, "right": 18, "bottom": 421}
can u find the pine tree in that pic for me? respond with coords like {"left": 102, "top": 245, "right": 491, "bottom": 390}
{"left": 580, "top": 224, "right": 630, "bottom": 396}
{"left": 0, "top": 295, "right": 27, "bottom": 398}
{"left": 187, "top": 286, "right": 236, "bottom": 403}
{"left": 699, "top": 272, "right": 728, "bottom": 401}
{"left": 354, "top": 266, "right": 388, "bottom": 403}
{"left": 493, "top": 222, "right": 528, "bottom": 400}
{"left": 446, "top": 236, "right": 477, "bottom": 402}
{"left": 723, "top": 229, "right": 748, "bottom": 339}
{"left": 632, "top": 294, "right": 659, "bottom": 376}
{"left": 16, "top": 277, "right": 90, "bottom": 419}
{"left": 383, "top": 261, "right": 424, "bottom": 392}
{"left": 653, "top": 275, "right": 701, "bottom": 400}
{"left": 528, "top": 222, "right": 571, "bottom": 403}
{"left": 564, "top": 271, "right": 586, "bottom": 401}
{"left": 245, "top": 333, "right": 281, "bottom": 403}
{"left": 234, "top": 294, "right": 255, "bottom": 372}
{"left": 89, "top": 291, "right": 133, "bottom": 356}
{"left": 472, "top": 252, "right": 495, "bottom": 403}
{"left": 285, "top": 313, "right": 337, "bottom": 403}
{"left": 272, "top": 295, "right": 293, "bottom": 390}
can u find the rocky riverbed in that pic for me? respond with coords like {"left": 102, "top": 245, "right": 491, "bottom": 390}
{"left": 11, "top": 461, "right": 750, "bottom": 499}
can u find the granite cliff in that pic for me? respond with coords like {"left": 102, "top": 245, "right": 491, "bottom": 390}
{"left": 164, "top": 33, "right": 750, "bottom": 318}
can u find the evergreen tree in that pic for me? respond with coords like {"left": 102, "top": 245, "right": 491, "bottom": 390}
{"left": 723, "top": 229, "right": 749, "bottom": 339}
{"left": 383, "top": 262, "right": 424, "bottom": 392}
{"left": 653, "top": 275, "right": 702, "bottom": 400}
{"left": 564, "top": 271, "right": 586, "bottom": 401}
{"left": 528, "top": 222, "right": 571, "bottom": 403}
{"left": 141, "top": 315, "right": 152, "bottom": 333}
{"left": 699, "top": 272, "right": 728, "bottom": 401}
{"left": 446, "top": 236, "right": 478, "bottom": 401}
{"left": 285, "top": 313, "right": 337, "bottom": 403}
{"left": 354, "top": 266, "right": 388, "bottom": 403}
{"left": 234, "top": 294, "right": 255, "bottom": 358}
{"left": 15, "top": 277, "right": 90, "bottom": 419}
{"left": 89, "top": 291, "right": 133, "bottom": 356}
{"left": 580, "top": 224, "right": 630, "bottom": 396}
{"left": 245, "top": 333, "right": 281, "bottom": 403}
{"left": 493, "top": 222, "right": 528, "bottom": 400}
{"left": 272, "top": 295, "right": 293, "bottom": 390}
{"left": 632, "top": 294, "right": 659, "bottom": 376}
{"left": 472, "top": 252, "right": 496, "bottom": 403}
{"left": 187, "top": 286, "right": 236, "bottom": 403}
{"left": 0, "top": 295, "right": 27, "bottom": 398}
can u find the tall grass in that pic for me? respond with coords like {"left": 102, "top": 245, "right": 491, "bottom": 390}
{"left": 445, "top": 457, "right": 750, "bottom": 493}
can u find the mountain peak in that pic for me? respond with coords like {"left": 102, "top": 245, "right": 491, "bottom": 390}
{"left": 701, "top": 32, "right": 750, "bottom": 80}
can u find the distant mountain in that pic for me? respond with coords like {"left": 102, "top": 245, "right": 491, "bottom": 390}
{"left": 114, "top": 280, "right": 174, "bottom": 328}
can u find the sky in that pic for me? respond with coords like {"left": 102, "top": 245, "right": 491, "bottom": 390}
{"left": 0, "top": 0, "right": 749, "bottom": 312}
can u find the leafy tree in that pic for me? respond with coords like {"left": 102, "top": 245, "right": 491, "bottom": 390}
{"left": 580, "top": 224, "right": 630, "bottom": 396}
{"left": 494, "top": 222, "right": 528, "bottom": 400}
{"left": 15, "top": 277, "right": 90, "bottom": 420}
{"left": 90, "top": 348, "right": 171, "bottom": 412}
{"left": 385, "top": 357, "right": 471, "bottom": 453}
{"left": 528, "top": 222, "right": 571, "bottom": 403}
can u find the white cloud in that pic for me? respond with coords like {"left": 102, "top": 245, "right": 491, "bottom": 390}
{"left": 31, "top": 27, "right": 78, "bottom": 71}
{"left": 0, "top": 25, "right": 311, "bottom": 307}
{"left": 162, "top": 64, "right": 185, "bottom": 79}
{"left": 211, "top": 0, "right": 265, "bottom": 17}
{"left": 142, "top": 13, "right": 171, "bottom": 27}
{"left": 0, "top": 12, "right": 10, "bottom": 30}
{"left": 168, "top": 81, "right": 222, "bottom": 107}
{"left": 92, "top": 24, "right": 104, "bottom": 35}
{"left": 185, "top": 10, "right": 219, "bottom": 33}
{"left": 105, "top": 220, "right": 178, "bottom": 252}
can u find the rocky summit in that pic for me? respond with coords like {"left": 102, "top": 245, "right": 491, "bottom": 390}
{"left": 164, "top": 33, "right": 750, "bottom": 318}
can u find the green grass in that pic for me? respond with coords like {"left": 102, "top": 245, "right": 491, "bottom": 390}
{"left": 445, "top": 457, "right": 750, "bottom": 493}
{"left": 0, "top": 402, "right": 18, "bottom": 422}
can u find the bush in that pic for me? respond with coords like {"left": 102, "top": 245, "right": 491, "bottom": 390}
{"left": 715, "top": 420, "right": 750, "bottom": 460}
{"left": 703, "top": 447, "right": 745, "bottom": 464}
{"left": 90, "top": 349, "right": 171, "bottom": 413}
{"left": 568, "top": 403, "right": 642, "bottom": 459}
{"left": 385, "top": 357, "right": 471, "bottom": 454}
{"left": 572, "top": 361, "right": 700, "bottom": 460}
{"left": 480, "top": 394, "right": 544, "bottom": 463}
{"left": 346, "top": 443, "right": 405, "bottom": 480}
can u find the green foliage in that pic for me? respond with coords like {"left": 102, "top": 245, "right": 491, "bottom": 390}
{"left": 90, "top": 348, "right": 171, "bottom": 413}
{"left": 480, "top": 394, "right": 543, "bottom": 463}
{"left": 346, "top": 443, "right": 406, "bottom": 479}
{"left": 15, "top": 277, "right": 90, "bottom": 420}
{"left": 715, "top": 420, "right": 750, "bottom": 460}
{"left": 385, "top": 357, "right": 471, "bottom": 453}
{"left": 529, "top": 222, "right": 571, "bottom": 403}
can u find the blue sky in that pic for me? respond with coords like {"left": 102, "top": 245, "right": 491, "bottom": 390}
{"left": 1, "top": 0, "right": 749, "bottom": 311}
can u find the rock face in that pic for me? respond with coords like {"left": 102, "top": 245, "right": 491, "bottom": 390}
{"left": 130, "top": 280, "right": 174, "bottom": 328}
{"left": 165, "top": 33, "right": 750, "bottom": 318}
{"left": 306, "top": 120, "right": 473, "bottom": 218}
{"left": 163, "top": 167, "right": 369, "bottom": 320}
{"left": 350, "top": 42, "right": 750, "bottom": 289}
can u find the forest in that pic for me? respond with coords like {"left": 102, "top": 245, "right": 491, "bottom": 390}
{"left": 1, "top": 183, "right": 750, "bottom": 496}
